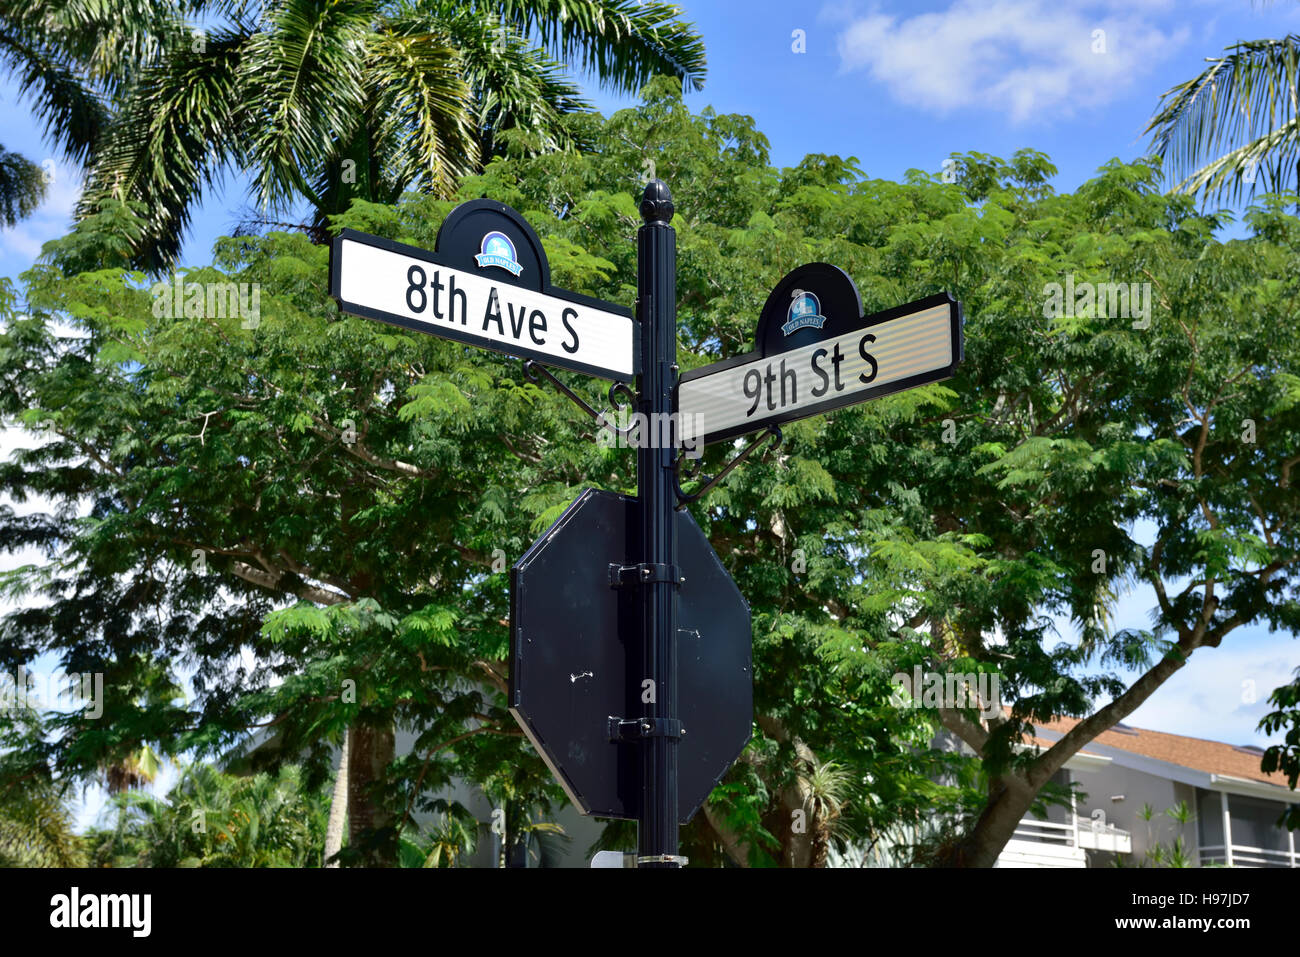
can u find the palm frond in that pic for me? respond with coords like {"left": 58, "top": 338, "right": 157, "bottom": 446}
{"left": 0, "top": 145, "right": 47, "bottom": 227}
{"left": 1174, "top": 117, "right": 1300, "bottom": 202}
{"left": 238, "top": 0, "right": 374, "bottom": 213}
{"left": 365, "top": 21, "right": 480, "bottom": 199}
{"left": 1147, "top": 35, "right": 1300, "bottom": 202}
{"left": 0, "top": 17, "right": 109, "bottom": 165}
{"left": 0, "top": 782, "right": 85, "bottom": 867}
{"left": 79, "top": 27, "right": 246, "bottom": 271}
{"left": 489, "top": 0, "right": 707, "bottom": 93}
{"left": 27, "top": 0, "right": 189, "bottom": 96}
{"left": 439, "top": 8, "right": 591, "bottom": 157}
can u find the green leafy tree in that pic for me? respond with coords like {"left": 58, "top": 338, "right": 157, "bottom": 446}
{"left": 1260, "top": 666, "right": 1300, "bottom": 828}
{"left": 813, "top": 153, "right": 1300, "bottom": 866}
{"left": 0, "top": 82, "right": 963, "bottom": 868}
{"left": 0, "top": 188, "right": 622, "bottom": 865}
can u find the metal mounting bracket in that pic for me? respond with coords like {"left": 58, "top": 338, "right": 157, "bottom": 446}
{"left": 523, "top": 359, "right": 637, "bottom": 440}
{"left": 608, "top": 716, "right": 685, "bottom": 741}
{"left": 672, "top": 424, "right": 783, "bottom": 509}
{"left": 608, "top": 562, "right": 684, "bottom": 587}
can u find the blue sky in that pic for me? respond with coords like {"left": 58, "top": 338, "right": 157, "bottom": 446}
{"left": 2, "top": 1, "right": 1299, "bottom": 827}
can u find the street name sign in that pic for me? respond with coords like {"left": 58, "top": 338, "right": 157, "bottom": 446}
{"left": 330, "top": 199, "right": 636, "bottom": 381}
{"left": 678, "top": 263, "right": 963, "bottom": 445}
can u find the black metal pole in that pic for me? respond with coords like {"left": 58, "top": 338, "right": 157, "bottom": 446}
{"left": 636, "top": 180, "right": 680, "bottom": 868}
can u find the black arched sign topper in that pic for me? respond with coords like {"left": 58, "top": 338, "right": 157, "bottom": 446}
{"left": 754, "top": 262, "right": 864, "bottom": 358}
{"left": 677, "top": 263, "right": 964, "bottom": 446}
{"left": 433, "top": 198, "right": 551, "bottom": 292}
{"left": 329, "top": 199, "right": 637, "bottom": 381}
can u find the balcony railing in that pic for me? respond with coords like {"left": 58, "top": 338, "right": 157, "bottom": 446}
{"left": 1199, "top": 844, "right": 1298, "bottom": 868}
{"left": 1078, "top": 819, "right": 1132, "bottom": 854}
{"left": 1011, "top": 816, "right": 1132, "bottom": 854}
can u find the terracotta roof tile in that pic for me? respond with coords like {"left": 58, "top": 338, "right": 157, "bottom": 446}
{"left": 1025, "top": 714, "right": 1294, "bottom": 793}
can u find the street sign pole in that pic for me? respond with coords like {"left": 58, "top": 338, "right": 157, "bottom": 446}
{"left": 637, "top": 180, "right": 681, "bottom": 868}
{"left": 332, "top": 187, "right": 962, "bottom": 871}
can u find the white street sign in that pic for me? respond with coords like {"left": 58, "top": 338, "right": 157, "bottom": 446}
{"left": 678, "top": 293, "right": 961, "bottom": 445}
{"left": 332, "top": 229, "right": 635, "bottom": 381}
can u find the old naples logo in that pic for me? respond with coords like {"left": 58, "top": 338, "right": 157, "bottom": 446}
{"left": 474, "top": 231, "right": 523, "bottom": 276}
{"left": 782, "top": 289, "right": 827, "bottom": 335}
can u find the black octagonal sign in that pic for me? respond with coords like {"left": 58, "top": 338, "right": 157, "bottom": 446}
{"left": 509, "top": 488, "right": 752, "bottom": 823}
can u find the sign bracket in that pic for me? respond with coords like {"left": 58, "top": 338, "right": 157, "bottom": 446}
{"left": 672, "top": 424, "right": 783, "bottom": 510}
{"left": 522, "top": 359, "right": 638, "bottom": 441}
{"left": 608, "top": 562, "right": 684, "bottom": 587}
{"left": 608, "top": 716, "right": 685, "bottom": 741}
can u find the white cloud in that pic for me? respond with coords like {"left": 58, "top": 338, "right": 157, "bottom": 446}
{"left": 1035, "top": 573, "right": 1298, "bottom": 747}
{"left": 1111, "top": 642, "right": 1300, "bottom": 747}
{"left": 0, "top": 161, "right": 83, "bottom": 271}
{"left": 829, "top": 0, "right": 1189, "bottom": 124}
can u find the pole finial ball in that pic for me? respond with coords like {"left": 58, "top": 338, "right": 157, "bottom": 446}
{"left": 640, "top": 179, "right": 674, "bottom": 225}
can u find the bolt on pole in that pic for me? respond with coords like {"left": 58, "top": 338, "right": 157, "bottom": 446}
{"left": 636, "top": 179, "right": 681, "bottom": 868}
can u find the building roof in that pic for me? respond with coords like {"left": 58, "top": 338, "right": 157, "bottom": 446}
{"left": 1028, "top": 713, "right": 1294, "bottom": 793}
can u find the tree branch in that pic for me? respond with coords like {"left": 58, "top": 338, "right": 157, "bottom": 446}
{"left": 228, "top": 560, "right": 350, "bottom": 606}
{"left": 938, "top": 706, "right": 990, "bottom": 756}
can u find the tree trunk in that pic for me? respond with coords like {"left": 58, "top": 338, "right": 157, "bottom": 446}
{"left": 934, "top": 626, "right": 1209, "bottom": 867}
{"left": 810, "top": 821, "right": 832, "bottom": 868}
{"left": 347, "top": 719, "right": 397, "bottom": 867}
{"left": 323, "top": 727, "right": 349, "bottom": 867}
{"left": 753, "top": 715, "right": 821, "bottom": 867}
{"left": 771, "top": 777, "right": 815, "bottom": 867}
{"left": 936, "top": 774, "right": 1035, "bottom": 867}
{"left": 702, "top": 801, "right": 753, "bottom": 866}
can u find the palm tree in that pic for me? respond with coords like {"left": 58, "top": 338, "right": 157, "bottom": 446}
{"left": 101, "top": 744, "right": 164, "bottom": 795}
{"left": 81, "top": 0, "right": 708, "bottom": 271}
{"left": 0, "top": 146, "right": 46, "bottom": 228}
{"left": 0, "top": 780, "right": 86, "bottom": 867}
{"left": 398, "top": 810, "right": 478, "bottom": 866}
{"left": 323, "top": 727, "right": 349, "bottom": 866}
{"left": 1147, "top": 34, "right": 1300, "bottom": 204}
{"left": 92, "top": 762, "right": 329, "bottom": 867}
{"left": 795, "top": 758, "right": 855, "bottom": 867}
{"left": 0, "top": 699, "right": 86, "bottom": 867}
{"left": 0, "top": 0, "right": 180, "bottom": 225}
